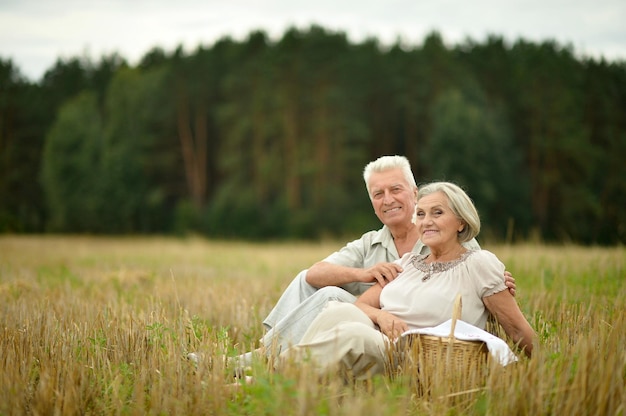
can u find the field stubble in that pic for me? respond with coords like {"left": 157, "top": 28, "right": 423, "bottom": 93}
{"left": 0, "top": 236, "right": 624, "bottom": 415}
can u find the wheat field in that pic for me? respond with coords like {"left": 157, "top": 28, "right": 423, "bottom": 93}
{"left": 0, "top": 235, "right": 624, "bottom": 415}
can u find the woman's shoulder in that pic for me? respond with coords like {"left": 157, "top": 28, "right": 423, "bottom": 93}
{"left": 404, "top": 251, "right": 427, "bottom": 260}
{"left": 399, "top": 251, "right": 425, "bottom": 266}
{"left": 468, "top": 249, "right": 499, "bottom": 260}
{"left": 466, "top": 249, "right": 504, "bottom": 268}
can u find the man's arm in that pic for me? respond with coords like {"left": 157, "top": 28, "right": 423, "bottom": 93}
{"left": 305, "top": 261, "right": 403, "bottom": 288}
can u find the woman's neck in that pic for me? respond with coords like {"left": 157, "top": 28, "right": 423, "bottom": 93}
{"left": 427, "top": 244, "right": 466, "bottom": 263}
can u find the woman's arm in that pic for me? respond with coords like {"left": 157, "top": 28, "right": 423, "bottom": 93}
{"left": 483, "top": 290, "right": 536, "bottom": 357}
{"left": 355, "top": 284, "right": 408, "bottom": 339}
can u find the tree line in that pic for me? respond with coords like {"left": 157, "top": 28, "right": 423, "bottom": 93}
{"left": 1, "top": 26, "right": 624, "bottom": 244}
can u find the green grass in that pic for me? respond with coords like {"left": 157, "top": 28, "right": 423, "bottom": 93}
{"left": 0, "top": 235, "right": 624, "bottom": 415}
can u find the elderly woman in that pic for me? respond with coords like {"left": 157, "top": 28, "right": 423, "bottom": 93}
{"left": 278, "top": 182, "right": 536, "bottom": 379}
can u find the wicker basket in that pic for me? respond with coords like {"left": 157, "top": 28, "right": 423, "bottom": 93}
{"left": 395, "top": 294, "right": 489, "bottom": 396}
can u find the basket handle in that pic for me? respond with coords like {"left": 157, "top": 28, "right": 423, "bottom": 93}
{"left": 448, "top": 293, "right": 462, "bottom": 340}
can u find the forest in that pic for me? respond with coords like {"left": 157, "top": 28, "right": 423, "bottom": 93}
{"left": 1, "top": 26, "right": 624, "bottom": 244}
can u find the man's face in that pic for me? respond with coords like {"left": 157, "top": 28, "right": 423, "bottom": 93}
{"left": 368, "top": 168, "right": 417, "bottom": 228}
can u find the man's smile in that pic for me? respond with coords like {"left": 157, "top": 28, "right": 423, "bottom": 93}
{"left": 383, "top": 207, "right": 402, "bottom": 214}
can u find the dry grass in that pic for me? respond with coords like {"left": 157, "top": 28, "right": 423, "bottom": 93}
{"left": 0, "top": 235, "right": 624, "bottom": 415}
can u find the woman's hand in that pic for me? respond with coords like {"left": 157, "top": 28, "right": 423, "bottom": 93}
{"left": 376, "top": 310, "right": 409, "bottom": 340}
{"left": 355, "top": 283, "right": 407, "bottom": 339}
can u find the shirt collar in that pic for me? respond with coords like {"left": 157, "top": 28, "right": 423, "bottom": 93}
{"left": 372, "top": 225, "right": 428, "bottom": 257}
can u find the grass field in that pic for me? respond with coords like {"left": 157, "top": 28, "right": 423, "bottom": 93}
{"left": 0, "top": 235, "right": 624, "bottom": 415}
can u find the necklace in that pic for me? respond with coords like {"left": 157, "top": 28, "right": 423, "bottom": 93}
{"left": 411, "top": 251, "right": 473, "bottom": 282}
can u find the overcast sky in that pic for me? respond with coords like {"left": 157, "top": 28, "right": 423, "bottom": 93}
{"left": 2, "top": 0, "right": 625, "bottom": 82}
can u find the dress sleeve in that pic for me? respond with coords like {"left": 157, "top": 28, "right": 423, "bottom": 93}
{"left": 469, "top": 250, "right": 507, "bottom": 298}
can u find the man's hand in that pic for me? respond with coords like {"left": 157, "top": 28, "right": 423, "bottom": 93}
{"left": 376, "top": 310, "right": 408, "bottom": 340}
{"left": 358, "top": 262, "right": 404, "bottom": 286}
{"left": 504, "top": 271, "right": 516, "bottom": 297}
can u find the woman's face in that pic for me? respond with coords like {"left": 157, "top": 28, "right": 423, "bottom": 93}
{"left": 414, "top": 191, "right": 464, "bottom": 250}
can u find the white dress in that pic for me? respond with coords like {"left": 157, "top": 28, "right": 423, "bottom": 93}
{"left": 278, "top": 249, "right": 507, "bottom": 379}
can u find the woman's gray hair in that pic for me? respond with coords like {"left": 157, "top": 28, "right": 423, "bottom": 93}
{"left": 416, "top": 182, "right": 481, "bottom": 243}
{"left": 363, "top": 155, "right": 417, "bottom": 195}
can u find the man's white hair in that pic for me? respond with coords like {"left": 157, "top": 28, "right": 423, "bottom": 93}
{"left": 363, "top": 155, "right": 417, "bottom": 195}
